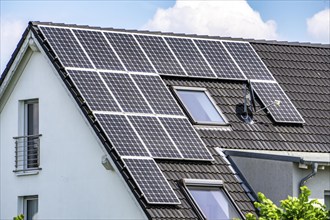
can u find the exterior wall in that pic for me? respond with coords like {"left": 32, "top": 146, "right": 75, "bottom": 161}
{"left": 292, "top": 164, "right": 330, "bottom": 204}
{"left": 232, "top": 156, "right": 330, "bottom": 206}
{"left": 232, "top": 157, "right": 293, "bottom": 205}
{"left": 0, "top": 50, "right": 147, "bottom": 219}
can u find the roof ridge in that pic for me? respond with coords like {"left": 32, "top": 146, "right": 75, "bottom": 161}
{"left": 30, "top": 21, "right": 330, "bottom": 48}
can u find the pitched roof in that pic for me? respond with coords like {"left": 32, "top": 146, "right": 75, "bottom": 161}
{"left": 1, "top": 21, "right": 329, "bottom": 219}
{"left": 162, "top": 42, "right": 330, "bottom": 153}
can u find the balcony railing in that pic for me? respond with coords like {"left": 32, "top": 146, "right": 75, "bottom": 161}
{"left": 13, "top": 134, "right": 42, "bottom": 172}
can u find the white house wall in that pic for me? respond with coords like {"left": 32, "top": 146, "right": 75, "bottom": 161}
{"left": 292, "top": 165, "right": 330, "bottom": 204}
{"left": 232, "top": 157, "right": 293, "bottom": 205}
{"left": 232, "top": 156, "right": 330, "bottom": 206}
{"left": 0, "top": 49, "right": 147, "bottom": 219}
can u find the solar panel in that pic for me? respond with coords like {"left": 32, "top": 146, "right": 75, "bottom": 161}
{"left": 131, "top": 74, "right": 184, "bottom": 116}
{"left": 194, "top": 39, "right": 245, "bottom": 79}
{"left": 73, "top": 29, "right": 125, "bottom": 71}
{"left": 135, "top": 35, "right": 186, "bottom": 75}
{"left": 100, "top": 72, "right": 153, "bottom": 114}
{"left": 222, "top": 41, "right": 275, "bottom": 81}
{"left": 159, "top": 117, "right": 214, "bottom": 160}
{"left": 104, "top": 32, "right": 155, "bottom": 73}
{"left": 122, "top": 158, "right": 180, "bottom": 204}
{"left": 95, "top": 114, "right": 150, "bottom": 157}
{"left": 67, "top": 70, "right": 120, "bottom": 112}
{"left": 128, "top": 116, "right": 182, "bottom": 158}
{"left": 252, "top": 82, "right": 305, "bottom": 123}
{"left": 165, "top": 37, "right": 215, "bottom": 77}
{"left": 39, "top": 26, "right": 93, "bottom": 68}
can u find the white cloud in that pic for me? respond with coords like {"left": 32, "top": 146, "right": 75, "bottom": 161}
{"left": 307, "top": 8, "right": 330, "bottom": 43}
{"left": 144, "top": 1, "right": 278, "bottom": 40}
{"left": 1, "top": 20, "right": 26, "bottom": 73}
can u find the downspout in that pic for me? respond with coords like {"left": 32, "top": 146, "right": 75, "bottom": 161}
{"left": 299, "top": 163, "right": 318, "bottom": 194}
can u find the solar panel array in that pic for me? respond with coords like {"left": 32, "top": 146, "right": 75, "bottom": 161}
{"left": 67, "top": 70, "right": 120, "bottom": 112}
{"left": 194, "top": 40, "right": 244, "bottom": 79}
{"left": 39, "top": 24, "right": 305, "bottom": 205}
{"left": 222, "top": 41, "right": 275, "bottom": 81}
{"left": 100, "top": 72, "right": 153, "bottom": 114}
{"left": 40, "top": 26, "right": 93, "bottom": 68}
{"left": 104, "top": 32, "right": 155, "bottom": 73}
{"left": 73, "top": 29, "right": 125, "bottom": 71}
{"left": 135, "top": 35, "right": 185, "bottom": 75}
{"left": 95, "top": 114, "right": 150, "bottom": 157}
{"left": 131, "top": 74, "right": 184, "bottom": 116}
{"left": 123, "top": 158, "right": 180, "bottom": 204}
{"left": 251, "top": 82, "right": 305, "bottom": 123}
{"left": 165, "top": 37, "right": 215, "bottom": 77}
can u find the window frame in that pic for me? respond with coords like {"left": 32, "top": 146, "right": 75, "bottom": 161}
{"left": 14, "top": 99, "right": 41, "bottom": 174}
{"left": 172, "top": 86, "right": 229, "bottom": 126}
{"left": 325, "top": 190, "right": 330, "bottom": 211}
{"left": 18, "top": 195, "right": 38, "bottom": 220}
{"left": 179, "top": 179, "right": 244, "bottom": 220}
{"left": 24, "top": 99, "right": 39, "bottom": 137}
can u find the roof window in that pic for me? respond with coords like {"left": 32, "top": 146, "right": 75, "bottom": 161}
{"left": 180, "top": 179, "right": 242, "bottom": 219}
{"left": 174, "top": 87, "right": 228, "bottom": 125}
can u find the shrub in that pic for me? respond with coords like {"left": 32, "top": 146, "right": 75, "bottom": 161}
{"left": 246, "top": 186, "right": 329, "bottom": 220}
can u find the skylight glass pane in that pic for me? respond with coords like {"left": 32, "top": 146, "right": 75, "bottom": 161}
{"left": 188, "top": 187, "right": 241, "bottom": 219}
{"left": 176, "top": 90, "right": 225, "bottom": 124}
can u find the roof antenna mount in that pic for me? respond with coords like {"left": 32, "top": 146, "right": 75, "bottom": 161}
{"left": 255, "top": 100, "right": 281, "bottom": 113}
{"left": 241, "top": 80, "right": 255, "bottom": 124}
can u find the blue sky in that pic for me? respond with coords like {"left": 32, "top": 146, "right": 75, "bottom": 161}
{"left": 1, "top": 0, "right": 329, "bottom": 73}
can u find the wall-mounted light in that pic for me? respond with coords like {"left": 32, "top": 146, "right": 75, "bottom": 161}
{"left": 102, "top": 155, "right": 113, "bottom": 170}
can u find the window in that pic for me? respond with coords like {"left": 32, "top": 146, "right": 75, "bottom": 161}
{"left": 325, "top": 191, "right": 330, "bottom": 211}
{"left": 24, "top": 100, "right": 39, "bottom": 169}
{"left": 14, "top": 99, "right": 41, "bottom": 172}
{"left": 22, "top": 196, "right": 38, "bottom": 220}
{"left": 181, "top": 179, "right": 242, "bottom": 220}
{"left": 174, "top": 87, "right": 228, "bottom": 125}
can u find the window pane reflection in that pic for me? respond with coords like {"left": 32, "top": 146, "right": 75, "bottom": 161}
{"left": 189, "top": 187, "right": 241, "bottom": 219}
{"left": 177, "top": 90, "right": 225, "bottom": 124}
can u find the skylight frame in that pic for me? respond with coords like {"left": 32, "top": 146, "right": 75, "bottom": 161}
{"left": 172, "top": 86, "right": 229, "bottom": 126}
{"left": 180, "top": 178, "right": 244, "bottom": 220}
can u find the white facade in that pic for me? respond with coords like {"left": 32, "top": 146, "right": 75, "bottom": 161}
{"left": 230, "top": 152, "right": 330, "bottom": 206}
{"left": 0, "top": 38, "right": 147, "bottom": 219}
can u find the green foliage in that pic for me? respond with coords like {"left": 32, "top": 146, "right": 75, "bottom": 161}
{"left": 13, "top": 214, "right": 24, "bottom": 220}
{"left": 246, "top": 186, "right": 329, "bottom": 220}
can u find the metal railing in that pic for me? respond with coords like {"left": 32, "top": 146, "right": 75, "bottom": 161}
{"left": 13, "top": 134, "right": 42, "bottom": 172}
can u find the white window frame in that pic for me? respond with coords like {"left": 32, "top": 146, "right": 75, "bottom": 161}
{"left": 18, "top": 195, "right": 38, "bottom": 220}
{"left": 15, "top": 99, "right": 41, "bottom": 175}
{"left": 173, "top": 86, "right": 229, "bottom": 125}
{"left": 325, "top": 190, "right": 330, "bottom": 211}
{"left": 180, "top": 179, "right": 244, "bottom": 220}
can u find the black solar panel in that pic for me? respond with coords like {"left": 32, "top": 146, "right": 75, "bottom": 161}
{"left": 100, "top": 72, "right": 153, "bottom": 114}
{"left": 222, "top": 41, "right": 275, "bottom": 81}
{"left": 39, "top": 26, "right": 93, "bottom": 68}
{"left": 104, "top": 32, "right": 155, "bottom": 73}
{"left": 123, "top": 158, "right": 180, "bottom": 204}
{"left": 73, "top": 29, "right": 125, "bottom": 71}
{"left": 128, "top": 116, "right": 182, "bottom": 158}
{"left": 194, "top": 39, "right": 245, "bottom": 79}
{"left": 67, "top": 70, "right": 120, "bottom": 112}
{"left": 135, "top": 35, "right": 186, "bottom": 75}
{"left": 165, "top": 37, "right": 215, "bottom": 77}
{"left": 131, "top": 74, "right": 184, "bottom": 116}
{"left": 96, "top": 114, "right": 150, "bottom": 157}
{"left": 252, "top": 82, "right": 305, "bottom": 123}
{"left": 159, "top": 117, "right": 214, "bottom": 160}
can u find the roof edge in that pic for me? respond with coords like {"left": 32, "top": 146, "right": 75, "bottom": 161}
{"left": 31, "top": 21, "right": 330, "bottom": 48}
{"left": 0, "top": 22, "right": 32, "bottom": 87}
